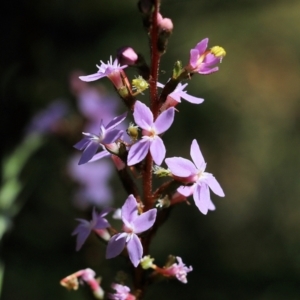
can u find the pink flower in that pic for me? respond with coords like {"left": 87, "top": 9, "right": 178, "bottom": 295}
{"left": 165, "top": 139, "right": 224, "bottom": 214}
{"left": 157, "top": 82, "right": 204, "bottom": 110}
{"left": 79, "top": 57, "right": 128, "bottom": 89}
{"left": 72, "top": 207, "right": 112, "bottom": 251}
{"left": 106, "top": 194, "right": 157, "bottom": 267}
{"left": 127, "top": 101, "right": 175, "bottom": 166}
{"left": 60, "top": 268, "right": 104, "bottom": 299}
{"left": 108, "top": 283, "right": 136, "bottom": 300}
{"left": 164, "top": 257, "right": 193, "bottom": 284}
{"left": 186, "top": 38, "right": 225, "bottom": 75}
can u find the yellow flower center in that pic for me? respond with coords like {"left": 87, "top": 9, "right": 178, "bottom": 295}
{"left": 210, "top": 46, "right": 226, "bottom": 58}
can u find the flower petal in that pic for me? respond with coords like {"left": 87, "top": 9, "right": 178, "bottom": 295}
{"left": 189, "top": 49, "right": 200, "bottom": 68}
{"left": 87, "top": 150, "right": 110, "bottom": 163}
{"left": 127, "top": 139, "right": 150, "bottom": 166}
{"left": 207, "top": 197, "right": 216, "bottom": 211}
{"left": 79, "top": 73, "right": 105, "bottom": 82}
{"left": 150, "top": 137, "right": 165, "bottom": 165}
{"left": 74, "top": 138, "right": 90, "bottom": 150}
{"left": 190, "top": 140, "right": 206, "bottom": 171}
{"left": 78, "top": 141, "right": 99, "bottom": 165}
{"left": 154, "top": 107, "right": 175, "bottom": 134}
{"left": 180, "top": 92, "right": 204, "bottom": 104}
{"left": 165, "top": 157, "right": 197, "bottom": 177}
{"left": 177, "top": 185, "right": 194, "bottom": 197}
{"left": 105, "top": 112, "right": 127, "bottom": 131}
{"left": 127, "top": 234, "right": 143, "bottom": 267}
{"left": 195, "top": 38, "right": 208, "bottom": 54}
{"left": 106, "top": 234, "right": 127, "bottom": 259}
{"left": 73, "top": 227, "right": 91, "bottom": 251}
{"left": 101, "top": 129, "right": 123, "bottom": 144}
{"left": 132, "top": 208, "right": 157, "bottom": 234}
{"left": 193, "top": 183, "right": 210, "bottom": 215}
{"left": 205, "top": 175, "right": 225, "bottom": 197}
{"left": 133, "top": 101, "right": 153, "bottom": 130}
{"left": 121, "top": 194, "right": 138, "bottom": 224}
{"left": 198, "top": 67, "right": 219, "bottom": 75}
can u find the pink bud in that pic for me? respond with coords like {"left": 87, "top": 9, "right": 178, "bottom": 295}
{"left": 117, "top": 47, "right": 138, "bottom": 66}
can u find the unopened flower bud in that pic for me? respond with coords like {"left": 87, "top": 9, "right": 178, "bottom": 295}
{"left": 157, "top": 13, "right": 173, "bottom": 54}
{"left": 117, "top": 47, "right": 138, "bottom": 66}
{"left": 158, "top": 16, "right": 173, "bottom": 32}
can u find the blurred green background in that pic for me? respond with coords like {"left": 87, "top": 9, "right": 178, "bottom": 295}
{"left": 2, "top": 0, "right": 300, "bottom": 299}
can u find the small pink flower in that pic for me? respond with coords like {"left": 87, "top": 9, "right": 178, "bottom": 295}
{"left": 165, "top": 139, "right": 224, "bottom": 214}
{"left": 117, "top": 47, "right": 138, "bottom": 66}
{"left": 79, "top": 57, "right": 128, "bottom": 89}
{"left": 164, "top": 257, "right": 193, "bottom": 284}
{"left": 106, "top": 194, "right": 157, "bottom": 267}
{"left": 157, "top": 82, "right": 204, "bottom": 110}
{"left": 186, "top": 38, "right": 225, "bottom": 75}
{"left": 108, "top": 283, "right": 136, "bottom": 300}
{"left": 127, "top": 101, "right": 175, "bottom": 166}
{"left": 60, "top": 268, "right": 104, "bottom": 299}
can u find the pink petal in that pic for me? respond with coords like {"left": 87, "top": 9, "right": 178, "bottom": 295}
{"left": 154, "top": 107, "right": 175, "bottom": 134}
{"left": 189, "top": 49, "right": 200, "bottom": 68}
{"left": 121, "top": 195, "right": 138, "bottom": 224}
{"left": 193, "top": 183, "right": 210, "bottom": 215}
{"left": 101, "top": 129, "right": 123, "bottom": 144}
{"left": 190, "top": 139, "right": 206, "bottom": 170}
{"left": 168, "top": 91, "right": 181, "bottom": 103}
{"left": 87, "top": 150, "right": 110, "bottom": 163}
{"left": 127, "top": 234, "right": 143, "bottom": 267}
{"left": 198, "top": 67, "right": 219, "bottom": 75}
{"left": 75, "top": 229, "right": 90, "bottom": 251}
{"left": 150, "top": 137, "right": 165, "bottom": 165}
{"left": 177, "top": 185, "right": 194, "bottom": 197}
{"left": 105, "top": 112, "right": 127, "bottom": 130}
{"left": 106, "top": 234, "right": 126, "bottom": 259}
{"left": 157, "top": 82, "right": 165, "bottom": 88}
{"left": 127, "top": 139, "right": 150, "bottom": 166}
{"left": 205, "top": 175, "right": 225, "bottom": 197}
{"left": 79, "top": 73, "right": 105, "bottom": 82}
{"left": 165, "top": 157, "right": 197, "bottom": 177}
{"left": 195, "top": 38, "right": 208, "bottom": 54}
{"left": 132, "top": 208, "right": 157, "bottom": 234}
{"left": 207, "top": 197, "right": 216, "bottom": 211}
{"left": 79, "top": 141, "right": 99, "bottom": 165}
{"left": 74, "top": 138, "right": 90, "bottom": 150}
{"left": 133, "top": 101, "right": 153, "bottom": 130}
{"left": 180, "top": 92, "right": 204, "bottom": 104}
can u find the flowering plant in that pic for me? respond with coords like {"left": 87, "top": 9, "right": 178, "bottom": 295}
{"left": 61, "top": 1, "right": 226, "bottom": 299}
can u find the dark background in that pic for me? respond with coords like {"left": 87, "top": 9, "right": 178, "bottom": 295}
{"left": 1, "top": 0, "right": 300, "bottom": 299}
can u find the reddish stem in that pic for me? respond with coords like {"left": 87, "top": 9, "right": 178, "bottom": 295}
{"left": 149, "top": 0, "right": 160, "bottom": 120}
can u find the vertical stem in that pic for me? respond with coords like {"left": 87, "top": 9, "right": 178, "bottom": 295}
{"left": 143, "top": 0, "right": 160, "bottom": 211}
{"left": 137, "top": 2, "right": 161, "bottom": 298}
{"left": 149, "top": 0, "right": 160, "bottom": 120}
{"left": 143, "top": 152, "right": 153, "bottom": 211}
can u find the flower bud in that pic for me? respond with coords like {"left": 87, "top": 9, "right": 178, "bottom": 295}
{"left": 117, "top": 47, "right": 138, "bottom": 66}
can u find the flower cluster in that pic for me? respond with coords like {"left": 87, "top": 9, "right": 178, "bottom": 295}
{"left": 62, "top": 2, "right": 226, "bottom": 299}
